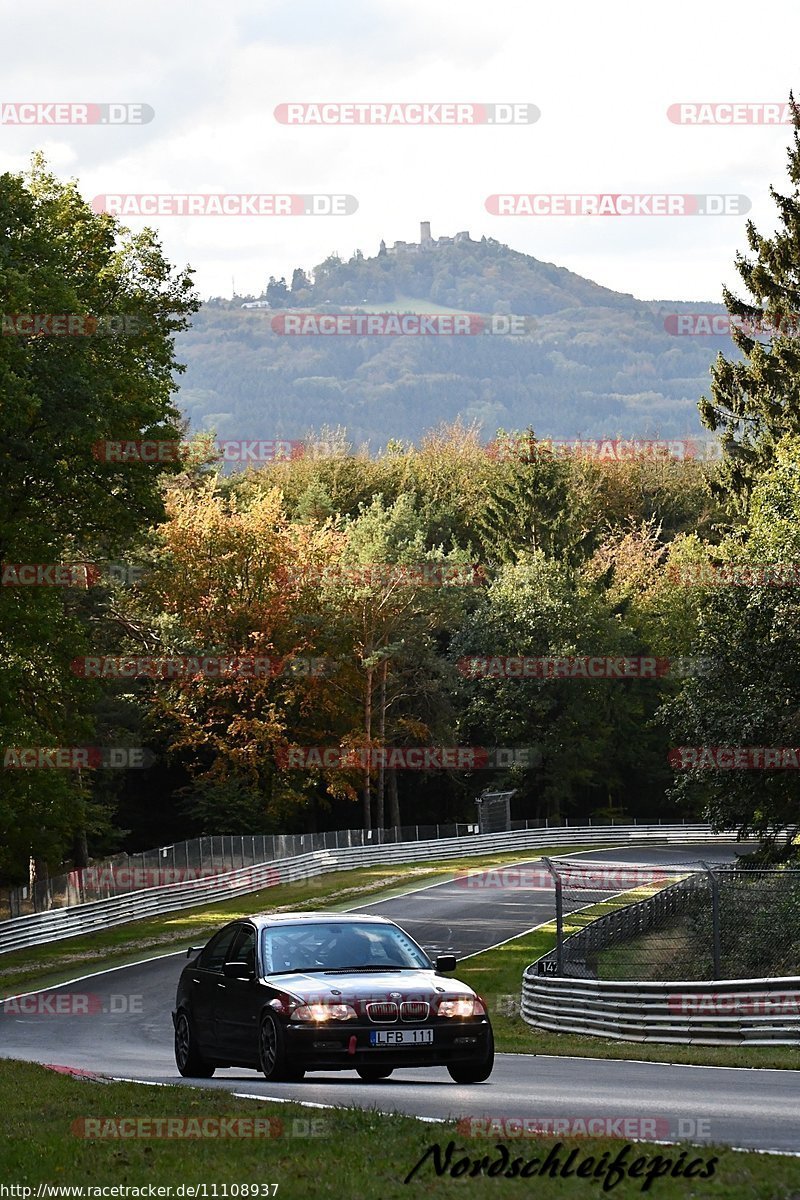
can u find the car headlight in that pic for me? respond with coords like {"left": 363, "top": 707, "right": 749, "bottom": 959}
{"left": 291, "top": 1003, "right": 358, "bottom": 1022}
{"left": 438, "top": 996, "right": 486, "bottom": 1018}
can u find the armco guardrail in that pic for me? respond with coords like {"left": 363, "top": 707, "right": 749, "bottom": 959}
{"left": 520, "top": 972, "right": 800, "bottom": 1045}
{"left": 0, "top": 824, "right": 738, "bottom": 955}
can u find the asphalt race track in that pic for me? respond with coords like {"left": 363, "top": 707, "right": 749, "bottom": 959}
{"left": 3, "top": 842, "right": 799, "bottom": 1154}
{"left": 353, "top": 843, "right": 748, "bottom": 958}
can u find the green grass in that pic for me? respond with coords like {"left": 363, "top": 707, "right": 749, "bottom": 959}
{"left": 2, "top": 1060, "right": 798, "bottom": 1197}
{"left": 0, "top": 845, "right": 604, "bottom": 998}
{"left": 595, "top": 920, "right": 705, "bottom": 981}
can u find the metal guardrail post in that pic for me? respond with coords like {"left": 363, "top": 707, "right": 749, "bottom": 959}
{"left": 700, "top": 860, "right": 721, "bottom": 978}
{"left": 542, "top": 857, "right": 563, "bottom": 974}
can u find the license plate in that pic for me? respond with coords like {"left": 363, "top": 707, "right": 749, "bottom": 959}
{"left": 369, "top": 1029, "right": 434, "bottom": 1046}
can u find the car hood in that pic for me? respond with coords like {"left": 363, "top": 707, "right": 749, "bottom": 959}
{"left": 261, "top": 968, "right": 476, "bottom": 1004}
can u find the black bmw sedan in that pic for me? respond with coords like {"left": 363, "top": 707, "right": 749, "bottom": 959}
{"left": 172, "top": 911, "right": 494, "bottom": 1083}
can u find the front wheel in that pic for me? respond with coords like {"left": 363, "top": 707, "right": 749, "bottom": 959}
{"left": 447, "top": 1027, "right": 494, "bottom": 1084}
{"left": 356, "top": 1066, "right": 393, "bottom": 1082}
{"left": 259, "top": 1013, "right": 305, "bottom": 1082}
{"left": 174, "top": 1010, "right": 215, "bottom": 1078}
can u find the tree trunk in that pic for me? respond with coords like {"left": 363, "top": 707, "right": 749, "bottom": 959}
{"left": 388, "top": 767, "right": 400, "bottom": 830}
{"left": 31, "top": 856, "right": 51, "bottom": 912}
{"left": 363, "top": 663, "right": 373, "bottom": 830}
{"left": 376, "top": 659, "right": 388, "bottom": 830}
{"left": 73, "top": 829, "right": 89, "bottom": 870}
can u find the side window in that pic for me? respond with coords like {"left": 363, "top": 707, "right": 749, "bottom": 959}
{"left": 228, "top": 924, "right": 257, "bottom": 974}
{"left": 198, "top": 925, "right": 239, "bottom": 972}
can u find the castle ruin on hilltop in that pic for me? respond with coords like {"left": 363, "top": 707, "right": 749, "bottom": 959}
{"left": 380, "top": 221, "right": 472, "bottom": 256}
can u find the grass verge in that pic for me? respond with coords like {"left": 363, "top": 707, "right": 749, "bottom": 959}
{"left": 2, "top": 1060, "right": 797, "bottom": 1197}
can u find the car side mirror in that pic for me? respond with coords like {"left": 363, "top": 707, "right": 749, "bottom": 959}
{"left": 186, "top": 946, "right": 204, "bottom": 959}
{"left": 435, "top": 954, "right": 457, "bottom": 973}
{"left": 223, "top": 960, "right": 254, "bottom": 979}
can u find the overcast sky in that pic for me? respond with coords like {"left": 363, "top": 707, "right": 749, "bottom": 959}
{"left": 2, "top": 0, "right": 799, "bottom": 303}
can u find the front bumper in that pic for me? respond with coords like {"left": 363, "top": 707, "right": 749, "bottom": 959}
{"left": 283, "top": 1017, "right": 492, "bottom": 1069}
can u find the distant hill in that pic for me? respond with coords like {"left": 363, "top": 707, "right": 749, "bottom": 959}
{"left": 173, "top": 232, "right": 734, "bottom": 448}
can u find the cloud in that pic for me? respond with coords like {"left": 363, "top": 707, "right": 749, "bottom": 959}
{"left": 1, "top": 0, "right": 798, "bottom": 300}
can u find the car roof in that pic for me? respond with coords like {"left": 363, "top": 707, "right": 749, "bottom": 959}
{"left": 244, "top": 912, "right": 394, "bottom": 929}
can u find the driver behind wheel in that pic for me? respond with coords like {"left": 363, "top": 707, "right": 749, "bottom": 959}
{"left": 319, "top": 926, "right": 372, "bottom": 968}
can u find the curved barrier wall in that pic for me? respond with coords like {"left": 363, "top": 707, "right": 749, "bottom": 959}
{"left": 521, "top": 971, "right": 800, "bottom": 1045}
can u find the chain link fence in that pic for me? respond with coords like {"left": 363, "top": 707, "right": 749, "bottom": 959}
{"left": 0, "top": 825, "right": 473, "bottom": 917}
{"left": 537, "top": 857, "right": 800, "bottom": 982}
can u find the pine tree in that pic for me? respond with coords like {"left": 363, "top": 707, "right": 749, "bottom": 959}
{"left": 291, "top": 267, "right": 311, "bottom": 294}
{"left": 266, "top": 275, "right": 289, "bottom": 308}
{"left": 700, "top": 94, "right": 800, "bottom": 508}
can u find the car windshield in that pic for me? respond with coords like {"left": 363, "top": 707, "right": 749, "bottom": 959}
{"left": 261, "top": 921, "right": 431, "bottom": 974}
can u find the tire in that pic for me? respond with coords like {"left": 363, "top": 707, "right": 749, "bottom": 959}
{"left": 447, "top": 1026, "right": 494, "bottom": 1084}
{"left": 259, "top": 1012, "right": 305, "bottom": 1082}
{"left": 174, "top": 1010, "right": 215, "bottom": 1078}
{"left": 356, "top": 1066, "right": 393, "bottom": 1082}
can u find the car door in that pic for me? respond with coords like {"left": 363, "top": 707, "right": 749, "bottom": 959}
{"left": 214, "top": 923, "right": 260, "bottom": 1063}
{"left": 189, "top": 924, "right": 240, "bottom": 1053}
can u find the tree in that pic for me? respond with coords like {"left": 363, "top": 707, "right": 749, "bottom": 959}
{"left": 452, "top": 552, "right": 667, "bottom": 823}
{"left": 699, "top": 95, "right": 800, "bottom": 508}
{"left": 266, "top": 276, "right": 289, "bottom": 308}
{"left": 661, "top": 436, "right": 800, "bottom": 842}
{"left": 0, "top": 156, "right": 198, "bottom": 879}
{"left": 139, "top": 481, "right": 347, "bottom": 831}
{"left": 0, "top": 156, "right": 198, "bottom": 565}
{"left": 291, "top": 268, "right": 311, "bottom": 295}
{"left": 476, "top": 432, "right": 591, "bottom": 565}
{"left": 310, "top": 492, "right": 472, "bottom": 828}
